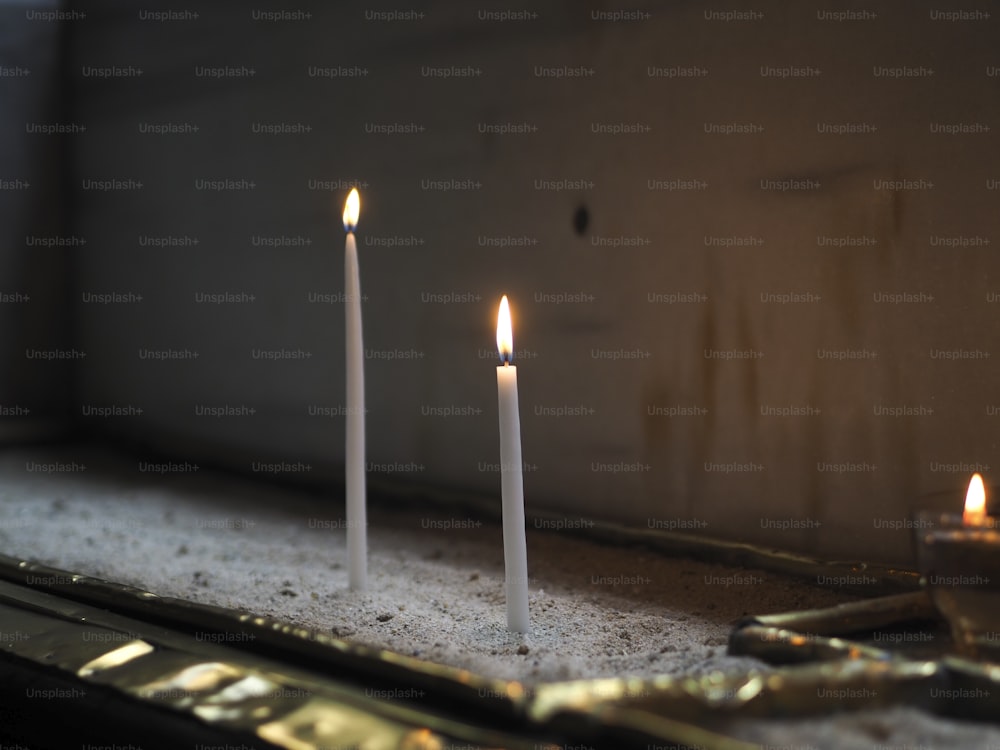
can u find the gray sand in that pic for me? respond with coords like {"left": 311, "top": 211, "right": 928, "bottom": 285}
{"left": 1, "top": 445, "right": 999, "bottom": 748}
{"left": 0, "top": 446, "right": 850, "bottom": 683}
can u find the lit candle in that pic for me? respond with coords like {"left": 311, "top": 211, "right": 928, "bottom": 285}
{"left": 913, "top": 472, "right": 1000, "bottom": 658}
{"left": 496, "top": 295, "right": 529, "bottom": 633}
{"left": 343, "top": 188, "right": 366, "bottom": 590}
{"left": 963, "top": 472, "right": 987, "bottom": 526}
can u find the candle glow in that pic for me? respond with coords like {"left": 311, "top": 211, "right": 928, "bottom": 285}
{"left": 343, "top": 187, "right": 360, "bottom": 231}
{"left": 964, "top": 473, "right": 987, "bottom": 526}
{"left": 497, "top": 294, "right": 513, "bottom": 362}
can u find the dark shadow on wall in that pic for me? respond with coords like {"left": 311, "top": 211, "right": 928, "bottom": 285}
{"left": 0, "top": 2, "right": 76, "bottom": 443}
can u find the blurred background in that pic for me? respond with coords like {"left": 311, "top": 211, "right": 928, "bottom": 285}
{"left": 1, "top": 0, "right": 998, "bottom": 563}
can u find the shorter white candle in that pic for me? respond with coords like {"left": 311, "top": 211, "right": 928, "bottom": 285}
{"left": 343, "top": 188, "right": 366, "bottom": 590}
{"left": 496, "top": 295, "right": 529, "bottom": 633}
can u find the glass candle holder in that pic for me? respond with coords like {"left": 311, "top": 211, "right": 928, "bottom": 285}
{"left": 913, "top": 509, "right": 1000, "bottom": 659}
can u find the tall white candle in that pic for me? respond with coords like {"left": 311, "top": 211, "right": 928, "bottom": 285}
{"left": 343, "top": 188, "right": 366, "bottom": 590}
{"left": 496, "top": 295, "right": 529, "bottom": 633}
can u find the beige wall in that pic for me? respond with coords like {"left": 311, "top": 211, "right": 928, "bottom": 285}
{"left": 67, "top": 1, "right": 1000, "bottom": 563}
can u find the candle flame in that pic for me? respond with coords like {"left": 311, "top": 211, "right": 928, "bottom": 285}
{"left": 343, "top": 188, "right": 360, "bottom": 232}
{"left": 496, "top": 295, "right": 513, "bottom": 364}
{"left": 964, "top": 473, "right": 987, "bottom": 525}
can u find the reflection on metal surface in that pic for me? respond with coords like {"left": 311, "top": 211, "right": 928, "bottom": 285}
{"left": 744, "top": 590, "right": 938, "bottom": 635}
{"left": 257, "top": 699, "right": 428, "bottom": 750}
{"left": 730, "top": 624, "right": 893, "bottom": 664}
{"left": 78, "top": 640, "right": 155, "bottom": 677}
{"left": 0, "top": 580, "right": 510, "bottom": 749}
{"left": 135, "top": 661, "right": 244, "bottom": 700}
{"left": 399, "top": 728, "right": 446, "bottom": 750}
